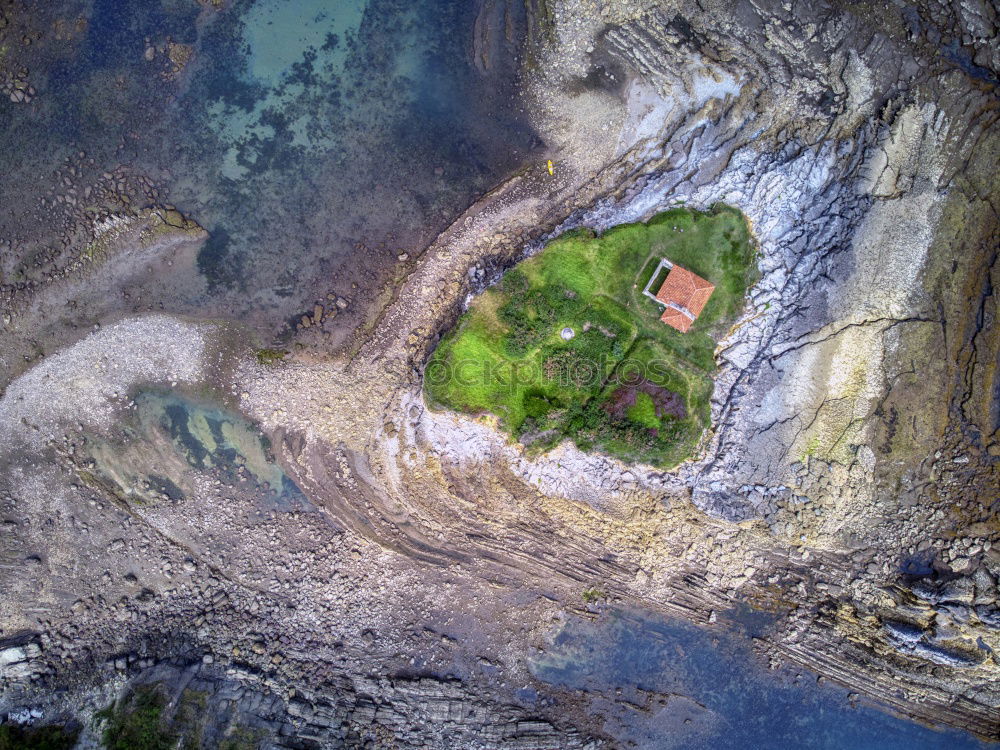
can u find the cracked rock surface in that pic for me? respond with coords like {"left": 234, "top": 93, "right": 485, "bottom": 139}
{"left": 1, "top": 0, "right": 998, "bottom": 746}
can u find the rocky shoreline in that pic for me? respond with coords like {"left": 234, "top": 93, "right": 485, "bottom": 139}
{"left": 1, "top": 0, "right": 998, "bottom": 746}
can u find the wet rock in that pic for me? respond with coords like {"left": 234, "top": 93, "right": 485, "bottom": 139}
{"left": 972, "top": 568, "right": 997, "bottom": 605}
{"left": 939, "top": 577, "right": 976, "bottom": 606}
{"left": 911, "top": 640, "right": 985, "bottom": 668}
{"left": 951, "top": 557, "right": 972, "bottom": 573}
{"left": 0, "top": 634, "right": 43, "bottom": 681}
{"left": 883, "top": 619, "right": 924, "bottom": 646}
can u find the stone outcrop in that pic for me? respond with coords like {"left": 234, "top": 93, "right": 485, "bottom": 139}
{"left": 27, "top": 660, "right": 597, "bottom": 750}
{"left": 0, "top": 632, "right": 43, "bottom": 684}
{"left": 236, "top": 0, "right": 999, "bottom": 737}
{"left": 0, "top": 0, "right": 997, "bottom": 745}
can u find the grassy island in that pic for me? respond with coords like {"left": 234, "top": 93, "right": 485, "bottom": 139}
{"left": 425, "top": 205, "right": 757, "bottom": 467}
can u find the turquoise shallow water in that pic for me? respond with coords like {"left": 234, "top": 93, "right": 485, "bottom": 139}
{"left": 206, "top": 0, "right": 368, "bottom": 180}
{"left": 530, "top": 608, "right": 990, "bottom": 750}
{"left": 2, "top": 0, "right": 537, "bottom": 338}
{"left": 157, "top": 0, "right": 534, "bottom": 327}
{"left": 137, "top": 391, "right": 305, "bottom": 507}
{"left": 81, "top": 390, "right": 308, "bottom": 511}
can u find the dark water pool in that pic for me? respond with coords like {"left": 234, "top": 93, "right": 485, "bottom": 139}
{"left": 529, "top": 608, "right": 990, "bottom": 750}
{"left": 1, "top": 0, "right": 537, "bottom": 340}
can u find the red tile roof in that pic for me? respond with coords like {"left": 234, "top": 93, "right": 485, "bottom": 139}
{"left": 659, "top": 306, "right": 694, "bottom": 332}
{"left": 655, "top": 265, "right": 715, "bottom": 333}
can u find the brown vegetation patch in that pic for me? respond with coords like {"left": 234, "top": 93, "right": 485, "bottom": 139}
{"left": 603, "top": 378, "right": 686, "bottom": 421}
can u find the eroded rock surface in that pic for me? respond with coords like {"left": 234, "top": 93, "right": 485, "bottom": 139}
{"left": 1, "top": 0, "right": 998, "bottom": 746}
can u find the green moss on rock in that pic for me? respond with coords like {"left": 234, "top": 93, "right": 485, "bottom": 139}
{"left": 254, "top": 348, "right": 288, "bottom": 365}
{"left": 96, "top": 685, "right": 176, "bottom": 750}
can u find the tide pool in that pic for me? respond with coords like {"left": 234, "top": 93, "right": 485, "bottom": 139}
{"left": 1, "top": 0, "right": 537, "bottom": 340}
{"left": 530, "top": 608, "right": 989, "bottom": 750}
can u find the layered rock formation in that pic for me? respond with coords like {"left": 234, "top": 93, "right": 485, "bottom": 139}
{"left": 1, "top": 0, "right": 998, "bottom": 746}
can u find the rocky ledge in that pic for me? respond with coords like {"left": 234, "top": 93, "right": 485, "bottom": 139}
{"left": 1, "top": 0, "right": 998, "bottom": 746}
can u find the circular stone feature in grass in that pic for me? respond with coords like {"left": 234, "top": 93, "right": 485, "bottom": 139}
{"left": 424, "top": 204, "right": 758, "bottom": 468}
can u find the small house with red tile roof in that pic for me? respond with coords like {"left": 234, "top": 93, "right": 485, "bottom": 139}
{"left": 641, "top": 259, "right": 715, "bottom": 333}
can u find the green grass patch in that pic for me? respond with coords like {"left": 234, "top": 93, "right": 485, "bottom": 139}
{"left": 627, "top": 392, "right": 660, "bottom": 429}
{"left": 425, "top": 205, "right": 756, "bottom": 468}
